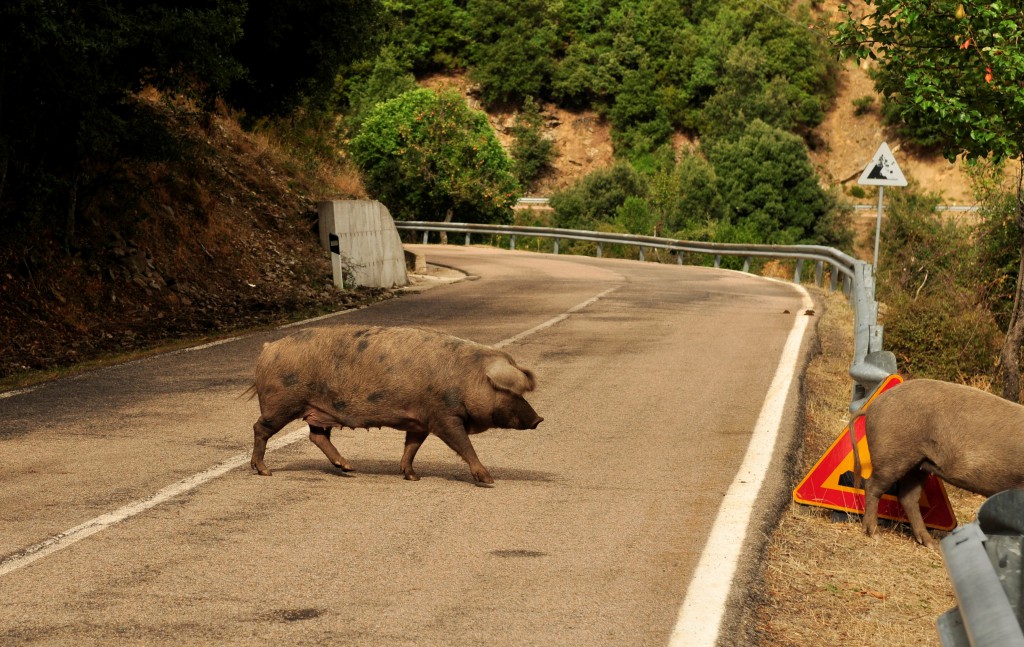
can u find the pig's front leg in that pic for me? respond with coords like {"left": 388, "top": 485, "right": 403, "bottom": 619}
{"left": 400, "top": 430, "right": 429, "bottom": 481}
{"left": 308, "top": 426, "right": 354, "bottom": 472}
{"left": 432, "top": 417, "right": 494, "bottom": 486}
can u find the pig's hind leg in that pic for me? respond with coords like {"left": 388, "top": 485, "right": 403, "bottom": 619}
{"left": 252, "top": 416, "right": 287, "bottom": 476}
{"left": 400, "top": 430, "right": 429, "bottom": 481}
{"left": 897, "top": 468, "right": 936, "bottom": 549}
{"left": 308, "top": 426, "right": 354, "bottom": 472}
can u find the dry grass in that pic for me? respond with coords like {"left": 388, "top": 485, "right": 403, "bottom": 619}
{"left": 756, "top": 289, "right": 987, "bottom": 646}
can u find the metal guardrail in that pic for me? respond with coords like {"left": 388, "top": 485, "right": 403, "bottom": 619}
{"left": 397, "top": 220, "right": 895, "bottom": 410}
{"left": 515, "top": 197, "right": 551, "bottom": 206}
{"left": 939, "top": 490, "right": 1024, "bottom": 646}
{"left": 852, "top": 204, "right": 980, "bottom": 213}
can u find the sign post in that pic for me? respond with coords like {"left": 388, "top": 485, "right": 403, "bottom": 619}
{"left": 857, "top": 142, "right": 908, "bottom": 270}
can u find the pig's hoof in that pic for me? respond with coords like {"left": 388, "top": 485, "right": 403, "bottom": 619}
{"left": 251, "top": 460, "right": 272, "bottom": 476}
{"left": 473, "top": 479, "right": 496, "bottom": 488}
{"left": 333, "top": 462, "right": 354, "bottom": 472}
{"left": 403, "top": 472, "right": 420, "bottom": 481}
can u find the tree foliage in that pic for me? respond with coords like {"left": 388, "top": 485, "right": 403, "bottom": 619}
{"left": 549, "top": 162, "right": 648, "bottom": 230}
{"left": 349, "top": 89, "right": 518, "bottom": 223}
{"left": 226, "top": 0, "right": 383, "bottom": 119}
{"left": 466, "top": 0, "right": 559, "bottom": 107}
{"left": 0, "top": 0, "right": 384, "bottom": 233}
{"left": 509, "top": 97, "right": 556, "bottom": 190}
{"left": 832, "top": 0, "right": 1024, "bottom": 161}
{"left": 833, "top": 0, "right": 1024, "bottom": 398}
{"left": 706, "top": 120, "right": 833, "bottom": 244}
{"left": 374, "top": 0, "right": 835, "bottom": 155}
{"left": 0, "top": 0, "right": 244, "bottom": 227}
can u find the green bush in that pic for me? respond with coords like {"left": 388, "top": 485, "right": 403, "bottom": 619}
{"left": 966, "top": 159, "right": 1022, "bottom": 331}
{"left": 877, "top": 190, "right": 1002, "bottom": 380}
{"left": 852, "top": 95, "right": 875, "bottom": 116}
{"left": 656, "top": 149, "right": 726, "bottom": 234}
{"left": 549, "top": 161, "right": 648, "bottom": 230}
{"left": 341, "top": 46, "right": 419, "bottom": 136}
{"left": 615, "top": 195, "right": 657, "bottom": 235}
{"left": 705, "top": 120, "right": 832, "bottom": 244}
{"left": 349, "top": 88, "right": 518, "bottom": 223}
{"left": 509, "top": 97, "right": 556, "bottom": 190}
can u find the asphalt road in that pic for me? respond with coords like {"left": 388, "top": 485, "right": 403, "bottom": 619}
{"left": 0, "top": 245, "right": 816, "bottom": 646}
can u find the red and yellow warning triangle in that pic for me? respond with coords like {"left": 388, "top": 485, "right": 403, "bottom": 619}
{"left": 793, "top": 374, "right": 957, "bottom": 531}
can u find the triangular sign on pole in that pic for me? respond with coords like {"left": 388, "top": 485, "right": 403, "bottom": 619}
{"left": 792, "top": 374, "right": 957, "bottom": 532}
{"left": 857, "top": 142, "right": 908, "bottom": 187}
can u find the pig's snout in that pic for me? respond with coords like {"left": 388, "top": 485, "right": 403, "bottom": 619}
{"left": 512, "top": 399, "right": 543, "bottom": 430}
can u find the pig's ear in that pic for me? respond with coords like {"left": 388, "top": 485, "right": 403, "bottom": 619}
{"left": 485, "top": 360, "right": 536, "bottom": 394}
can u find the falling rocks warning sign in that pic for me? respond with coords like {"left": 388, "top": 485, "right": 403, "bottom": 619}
{"left": 792, "top": 375, "right": 957, "bottom": 532}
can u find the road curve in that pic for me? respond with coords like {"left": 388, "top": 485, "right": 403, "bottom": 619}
{"left": 0, "top": 246, "right": 816, "bottom": 646}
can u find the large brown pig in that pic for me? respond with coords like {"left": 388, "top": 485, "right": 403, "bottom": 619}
{"left": 248, "top": 325, "right": 543, "bottom": 485}
{"left": 850, "top": 379, "right": 1024, "bottom": 548}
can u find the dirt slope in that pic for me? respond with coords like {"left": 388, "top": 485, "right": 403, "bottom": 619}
{"left": 0, "top": 95, "right": 386, "bottom": 387}
{"left": 810, "top": 60, "right": 974, "bottom": 204}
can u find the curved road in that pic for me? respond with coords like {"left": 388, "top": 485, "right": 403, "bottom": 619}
{"left": 0, "top": 245, "right": 816, "bottom": 646}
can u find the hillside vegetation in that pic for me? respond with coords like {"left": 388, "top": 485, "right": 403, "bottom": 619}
{"left": 1, "top": 0, "right": 1021, "bottom": 396}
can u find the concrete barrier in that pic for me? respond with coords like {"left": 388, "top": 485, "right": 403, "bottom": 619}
{"left": 317, "top": 200, "right": 408, "bottom": 288}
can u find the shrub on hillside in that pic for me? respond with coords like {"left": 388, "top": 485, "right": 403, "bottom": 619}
{"left": 510, "top": 97, "right": 556, "bottom": 190}
{"left": 705, "top": 120, "right": 832, "bottom": 244}
{"left": 341, "top": 46, "right": 419, "bottom": 136}
{"left": 877, "top": 190, "right": 1002, "bottom": 381}
{"left": 969, "top": 159, "right": 1022, "bottom": 330}
{"left": 649, "top": 148, "right": 726, "bottom": 236}
{"left": 349, "top": 88, "right": 518, "bottom": 224}
{"left": 549, "top": 162, "right": 649, "bottom": 230}
{"left": 379, "top": 0, "right": 471, "bottom": 73}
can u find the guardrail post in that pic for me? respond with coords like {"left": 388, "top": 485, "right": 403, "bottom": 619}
{"left": 422, "top": 230, "right": 429, "bottom": 245}
{"left": 794, "top": 259, "right": 804, "bottom": 284}
{"left": 815, "top": 261, "right": 824, "bottom": 287}
{"left": 714, "top": 255, "right": 722, "bottom": 268}
{"left": 553, "top": 239, "right": 560, "bottom": 255}
{"left": 677, "top": 252, "right": 684, "bottom": 265}
{"left": 742, "top": 258, "right": 750, "bottom": 273}
{"left": 597, "top": 243, "right": 603, "bottom": 258}
{"left": 465, "top": 233, "right": 471, "bottom": 245}
{"left": 639, "top": 247, "right": 645, "bottom": 262}
{"left": 510, "top": 235, "right": 516, "bottom": 250}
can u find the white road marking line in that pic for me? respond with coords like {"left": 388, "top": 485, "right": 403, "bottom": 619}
{"left": 180, "top": 337, "right": 241, "bottom": 351}
{"left": 0, "top": 429, "right": 303, "bottom": 578}
{"left": 0, "top": 387, "right": 33, "bottom": 400}
{"left": 668, "top": 284, "right": 813, "bottom": 647}
{"left": 0, "top": 286, "right": 620, "bottom": 577}
{"left": 493, "top": 286, "right": 620, "bottom": 349}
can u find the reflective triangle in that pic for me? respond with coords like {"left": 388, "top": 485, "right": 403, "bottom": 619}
{"left": 792, "top": 374, "right": 957, "bottom": 531}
